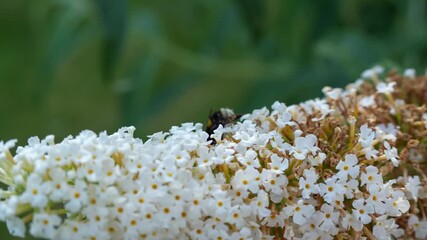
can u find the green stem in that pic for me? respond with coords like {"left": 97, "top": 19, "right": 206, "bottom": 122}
{"left": 386, "top": 93, "right": 402, "bottom": 125}
{"left": 222, "top": 163, "right": 230, "bottom": 184}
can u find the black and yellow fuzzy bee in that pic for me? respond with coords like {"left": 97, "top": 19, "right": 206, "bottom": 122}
{"left": 206, "top": 108, "right": 241, "bottom": 144}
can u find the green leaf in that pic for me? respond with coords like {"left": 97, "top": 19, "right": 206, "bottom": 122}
{"left": 120, "top": 10, "right": 164, "bottom": 127}
{"left": 36, "top": 4, "right": 93, "bottom": 103}
{"left": 94, "top": 0, "right": 127, "bottom": 83}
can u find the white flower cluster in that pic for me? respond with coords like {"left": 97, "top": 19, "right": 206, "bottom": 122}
{"left": 234, "top": 109, "right": 415, "bottom": 239}
{"left": 0, "top": 125, "right": 261, "bottom": 239}
{"left": 0, "top": 67, "right": 426, "bottom": 239}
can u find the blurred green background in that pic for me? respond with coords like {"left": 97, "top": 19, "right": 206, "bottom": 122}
{"left": 1, "top": 0, "right": 427, "bottom": 238}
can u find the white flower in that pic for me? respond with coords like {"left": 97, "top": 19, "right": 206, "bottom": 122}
{"left": 231, "top": 166, "right": 261, "bottom": 194}
{"left": 6, "top": 217, "right": 25, "bottom": 238}
{"left": 158, "top": 197, "right": 183, "bottom": 227}
{"left": 385, "top": 190, "right": 410, "bottom": 217}
{"left": 209, "top": 125, "right": 225, "bottom": 143}
{"left": 304, "top": 99, "right": 334, "bottom": 121}
{"left": 375, "top": 123, "right": 397, "bottom": 142}
{"left": 363, "top": 146, "right": 379, "bottom": 160}
{"left": 184, "top": 189, "right": 206, "bottom": 220}
{"left": 172, "top": 149, "right": 192, "bottom": 168}
{"left": 383, "top": 141, "right": 399, "bottom": 166}
{"left": 408, "top": 215, "right": 427, "bottom": 239}
{"left": 268, "top": 154, "right": 288, "bottom": 173}
{"left": 250, "top": 190, "right": 271, "bottom": 218}
{"left": 382, "top": 179, "right": 398, "bottom": 196}
{"left": 359, "top": 124, "right": 375, "bottom": 148}
{"left": 339, "top": 178, "right": 359, "bottom": 199}
{"left": 282, "top": 200, "right": 315, "bottom": 225}
{"left": 403, "top": 68, "right": 416, "bottom": 78}
{"left": 352, "top": 199, "right": 374, "bottom": 224}
{"left": 237, "top": 149, "right": 261, "bottom": 168}
{"left": 366, "top": 184, "right": 387, "bottom": 214}
{"left": 47, "top": 167, "right": 71, "bottom": 202}
{"left": 362, "top": 65, "right": 384, "bottom": 79}
{"left": 64, "top": 180, "right": 88, "bottom": 213}
{"left": 189, "top": 222, "right": 207, "bottom": 240}
{"left": 261, "top": 211, "right": 284, "bottom": 227}
{"left": 226, "top": 205, "right": 251, "bottom": 228}
{"left": 287, "top": 106, "right": 307, "bottom": 123}
{"left": 241, "top": 107, "right": 269, "bottom": 122}
{"left": 276, "top": 111, "right": 296, "bottom": 128}
{"left": 207, "top": 229, "right": 230, "bottom": 240}
{"left": 20, "top": 173, "right": 50, "bottom": 209}
{"left": 322, "top": 87, "right": 342, "bottom": 100}
{"left": 233, "top": 121, "right": 259, "bottom": 147}
{"left": 229, "top": 187, "right": 249, "bottom": 204}
{"left": 405, "top": 175, "right": 421, "bottom": 200}
{"left": 319, "top": 177, "right": 346, "bottom": 204}
{"left": 0, "top": 139, "right": 17, "bottom": 153}
{"left": 212, "top": 144, "right": 235, "bottom": 164}
{"left": 230, "top": 227, "right": 252, "bottom": 240}
{"left": 58, "top": 220, "right": 92, "bottom": 239}
{"left": 315, "top": 204, "right": 339, "bottom": 232}
{"left": 0, "top": 196, "right": 19, "bottom": 221}
{"left": 29, "top": 213, "right": 62, "bottom": 239}
{"left": 359, "top": 96, "right": 375, "bottom": 107}
{"left": 360, "top": 166, "right": 383, "bottom": 188}
{"left": 376, "top": 82, "right": 396, "bottom": 94}
{"left": 307, "top": 152, "right": 326, "bottom": 166}
{"left": 195, "top": 145, "right": 214, "bottom": 167}
{"left": 97, "top": 158, "right": 121, "bottom": 185}
{"left": 372, "top": 215, "right": 404, "bottom": 240}
{"left": 342, "top": 213, "right": 363, "bottom": 232}
{"left": 82, "top": 203, "right": 109, "bottom": 228}
{"left": 299, "top": 168, "right": 320, "bottom": 199}
{"left": 336, "top": 154, "right": 360, "bottom": 180}
{"left": 261, "top": 169, "right": 288, "bottom": 195}
{"left": 290, "top": 134, "right": 319, "bottom": 160}
{"left": 299, "top": 217, "right": 322, "bottom": 239}
{"left": 271, "top": 101, "right": 288, "bottom": 114}
{"left": 269, "top": 192, "right": 286, "bottom": 204}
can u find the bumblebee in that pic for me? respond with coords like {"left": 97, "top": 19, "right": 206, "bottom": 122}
{"left": 206, "top": 108, "right": 241, "bottom": 144}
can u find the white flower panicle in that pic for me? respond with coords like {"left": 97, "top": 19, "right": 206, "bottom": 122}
{"left": 0, "top": 67, "right": 426, "bottom": 239}
{"left": 0, "top": 125, "right": 260, "bottom": 239}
